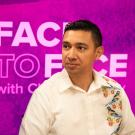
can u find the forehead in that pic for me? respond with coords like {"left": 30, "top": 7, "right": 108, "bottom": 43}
{"left": 63, "top": 30, "right": 93, "bottom": 44}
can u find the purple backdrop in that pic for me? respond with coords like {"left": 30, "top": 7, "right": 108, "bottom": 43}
{"left": 0, "top": 0, "right": 135, "bottom": 134}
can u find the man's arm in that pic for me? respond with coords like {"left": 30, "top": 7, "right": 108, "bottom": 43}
{"left": 19, "top": 88, "right": 53, "bottom": 135}
{"left": 119, "top": 88, "right": 135, "bottom": 135}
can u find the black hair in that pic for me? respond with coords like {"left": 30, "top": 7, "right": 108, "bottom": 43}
{"left": 64, "top": 20, "right": 102, "bottom": 47}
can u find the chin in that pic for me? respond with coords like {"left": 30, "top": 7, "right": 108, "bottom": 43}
{"left": 65, "top": 68, "right": 80, "bottom": 75}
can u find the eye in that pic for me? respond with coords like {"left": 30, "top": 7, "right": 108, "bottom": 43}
{"left": 77, "top": 45, "right": 87, "bottom": 51}
{"left": 63, "top": 43, "right": 70, "bottom": 49}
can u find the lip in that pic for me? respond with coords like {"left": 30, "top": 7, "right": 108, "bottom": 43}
{"left": 65, "top": 63, "right": 79, "bottom": 69}
{"left": 66, "top": 63, "right": 79, "bottom": 66}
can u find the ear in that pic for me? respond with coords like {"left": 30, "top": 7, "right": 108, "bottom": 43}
{"left": 95, "top": 46, "right": 104, "bottom": 60}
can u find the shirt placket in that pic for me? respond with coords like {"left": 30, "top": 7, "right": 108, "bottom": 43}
{"left": 85, "top": 93, "right": 96, "bottom": 135}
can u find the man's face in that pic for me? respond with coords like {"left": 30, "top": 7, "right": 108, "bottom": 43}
{"left": 62, "top": 30, "right": 102, "bottom": 75}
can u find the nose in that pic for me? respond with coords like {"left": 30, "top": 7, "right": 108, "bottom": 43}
{"left": 67, "top": 48, "right": 77, "bottom": 61}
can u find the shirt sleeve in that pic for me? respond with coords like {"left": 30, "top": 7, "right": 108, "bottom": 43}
{"left": 119, "top": 88, "right": 135, "bottom": 135}
{"left": 19, "top": 89, "right": 54, "bottom": 135}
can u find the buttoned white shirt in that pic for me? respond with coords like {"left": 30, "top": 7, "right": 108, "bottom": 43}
{"left": 19, "top": 69, "right": 135, "bottom": 135}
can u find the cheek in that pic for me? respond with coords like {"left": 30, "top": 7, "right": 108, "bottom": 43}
{"left": 62, "top": 52, "right": 67, "bottom": 63}
{"left": 82, "top": 53, "right": 96, "bottom": 64}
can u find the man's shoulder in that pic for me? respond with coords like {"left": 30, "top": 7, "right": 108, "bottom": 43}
{"left": 97, "top": 71, "right": 122, "bottom": 90}
{"left": 34, "top": 71, "right": 63, "bottom": 94}
{"left": 46, "top": 71, "right": 62, "bottom": 84}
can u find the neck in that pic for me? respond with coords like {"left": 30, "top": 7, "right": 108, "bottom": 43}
{"left": 68, "top": 69, "right": 94, "bottom": 92}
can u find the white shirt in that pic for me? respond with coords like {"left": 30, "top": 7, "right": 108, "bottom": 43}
{"left": 19, "top": 69, "right": 135, "bottom": 135}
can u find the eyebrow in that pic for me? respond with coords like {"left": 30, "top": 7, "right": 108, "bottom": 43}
{"left": 62, "top": 41, "right": 88, "bottom": 47}
{"left": 76, "top": 42, "right": 88, "bottom": 46}
{"left": 62, "top": 41, "right": 70, "bottom": 44}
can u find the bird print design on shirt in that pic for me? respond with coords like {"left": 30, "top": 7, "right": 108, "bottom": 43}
{"left": 102, "top": 76, "right": 122, "bottom": 135}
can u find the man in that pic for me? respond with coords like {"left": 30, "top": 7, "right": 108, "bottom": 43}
{"left": 19, "top": 20, "right": 135, "bottom": 135}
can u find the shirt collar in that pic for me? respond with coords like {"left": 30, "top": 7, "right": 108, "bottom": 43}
{"left": 58, "top": 68, "right": 112, "bottom": 93}
{"left": 58, "top": 69, "right": 74, "bottom": 93}
{"left": 88, "top": 70, "right": 110, "bottom": 93}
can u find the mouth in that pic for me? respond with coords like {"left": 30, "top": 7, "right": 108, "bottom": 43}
{"left": 65, "top": 63, "right": 79, "bottom": 69}
{"left": 66, "top": 63, "right": 79, "bottom": 65}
